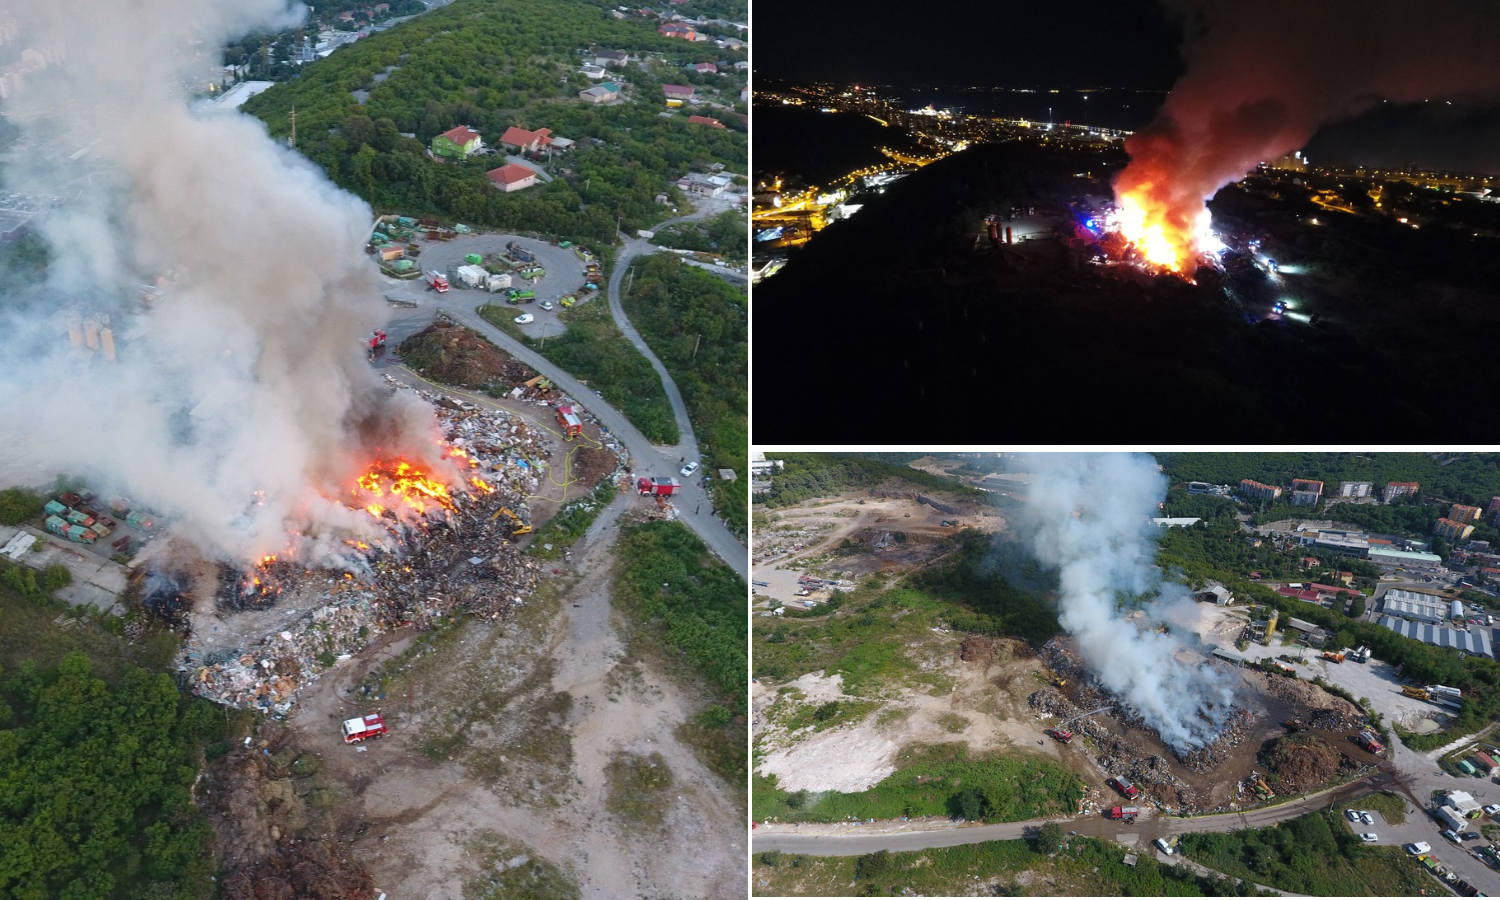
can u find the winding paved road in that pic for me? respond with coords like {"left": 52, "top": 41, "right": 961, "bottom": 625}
{"left": 374, "top": 233, "right": 746, "bottom": 579}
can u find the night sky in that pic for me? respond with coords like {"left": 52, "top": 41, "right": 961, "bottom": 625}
{"left": 753, "top": 0, "right": 1185, "bottom": 89}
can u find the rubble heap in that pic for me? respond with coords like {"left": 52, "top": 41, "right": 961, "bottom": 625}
{"left": 182, "top": 385, "right": 624, "bottom": 715}
{"left": 1258, "top": 732, "right": 1355, "bottom": 794}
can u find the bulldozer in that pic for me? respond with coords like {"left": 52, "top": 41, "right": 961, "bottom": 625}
{"left": 490, "top": 506, "right": 532, "bottom": 535}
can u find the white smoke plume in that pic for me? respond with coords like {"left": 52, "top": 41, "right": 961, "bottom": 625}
{"left": 0, "top": 0, "right": 442, "bottom": 563}
{"left": 1022, "top": 453, "right": 1236, "bottom": 752}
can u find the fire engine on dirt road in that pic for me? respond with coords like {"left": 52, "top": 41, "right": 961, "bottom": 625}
{"left": 555, "top": 405, "right": 583, "bottom": 439}
{"left": 342, "top": 713, "right": 387, "bottom": 744}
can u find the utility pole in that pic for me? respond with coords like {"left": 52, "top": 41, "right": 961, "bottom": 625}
{"left": 691, "top": 333, "right": 701, "bottom": 360}
{"left": 539, "top": 321, "right": 548, "bottom": 349}
{"left": 624, "top": 266, "right": 635, "bottom": 299}
{"left": 288, "top": 106, "right": 297, "bottom": 149}
{"left": 615, "top": 213, "right": 623, "bottom": 242}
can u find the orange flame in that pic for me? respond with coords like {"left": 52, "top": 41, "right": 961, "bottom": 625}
{"left": 352, "top": 458, "right": 456, "bottom": 519}
{"left": 470, "top": 476, "right": 495, "bottom": 494}
{"left": 1116, "top": 191, "right": 1188, "bottom": 272}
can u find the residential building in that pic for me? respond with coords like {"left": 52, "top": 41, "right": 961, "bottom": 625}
{"left": 1434, "top": 517, "right": 1476, "bottom": 542}
{"left": 594, "top": 48, "right": 628, "bottom": 67}
{"left": 1338, "top": 481, "right": 1373, "bottom": 498}
{"left": 662, "top": 83, "right": 695, "bottom": 102}
{"left": 1240, "top": 479, "right": 1281, "bottom": 501}
{"left": 677, "top": 171, "right": 732, "bottom": 196}
{"left": 750, "top": 458, "right": 784, "bottom": 476}
{"left": 1291, "top": 490, "right": 1319, "bottom": 507}
{"left": 1488, "top": 496, "right": 1500, "bottom": 520}
{"left": 1383, "top": 481, "right": 1420, "bottom": 503}
{"left": 431, "top": 125, "right": 482, "bottom": 159}
{"left": 1291, "top": 479, "right": 1324, "bottom": 498}
{"left": 659, "top": 21, "right": 696, "bottom": 40}
{"left": 688, "top": 61, "right": 717, "bottom": 74}
{"left": 486, "top": 163, "right": 538, "bottom": 192}
{"left": 1450, "top": 504, "right": 1482, "bottom": 523}
{"left": 580, "top": 63, "right": 607, "bottom": 79}
{"left": 498, "top": 125, "right": 553, "bottom": 153}
{"left": 1381, "top": 589, "right": 1453, "bottom": 623}
{"left": 579, "top": 82, "right": 621, "bottom": 103}
{"left": 686, "top": 114, "right": 725, "bottom": 128}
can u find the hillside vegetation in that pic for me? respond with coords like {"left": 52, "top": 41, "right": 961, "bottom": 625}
{"left": 625, "top": 254, "right": 746, "bottom": 538}
{"left": 244, "top": 0, "right": 746, "bottom": 245}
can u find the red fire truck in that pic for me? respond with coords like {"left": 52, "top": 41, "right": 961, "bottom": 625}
{"left": 1046, "top": 727, "right": 1074, "bottom": 744}
{"left": 342, "top": 714, "right": 388, "bottom": 744}
{"left": 1108, "top": 806, "right": 1141, "bottom": 820}
{"left": 637, "top": 477, "right": 680, "bottom": 497}
{"left": 555, "top": 405, "right": 583, "bottom": 439}
{"left": 1110, "top": 776, "right": 1140, "bottom": 799}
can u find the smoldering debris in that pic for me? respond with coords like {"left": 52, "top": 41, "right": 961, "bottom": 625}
{"left": 181, "top": 383, "right": 630, "bottom": 714}
{"left": 135, "top": 568, "right": 191, "bottom": 629}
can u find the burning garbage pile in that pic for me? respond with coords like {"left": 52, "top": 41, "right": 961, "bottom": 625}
{"left": 181, "top": 384, "right": 621, "bottom": 715}
{"left": 134, "top": 568, "right": 191, "bottom": 630}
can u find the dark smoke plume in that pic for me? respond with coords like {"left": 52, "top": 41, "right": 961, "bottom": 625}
{"left": 1115, "top": 0, "right": 1500, "bottom": 261}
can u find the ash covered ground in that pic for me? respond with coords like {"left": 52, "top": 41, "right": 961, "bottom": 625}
{"left": 1030, "top": 635, "right": 1380, "bottom": 815}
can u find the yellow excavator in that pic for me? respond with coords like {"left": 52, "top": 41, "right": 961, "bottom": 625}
{"left": 490, "top": 506, "right": 532, "bottom": 535}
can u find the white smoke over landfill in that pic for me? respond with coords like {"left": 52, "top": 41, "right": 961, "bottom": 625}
{"left": 1022, "top": 453, "right": 1235, "bottom": 752}
{"left": 0, "top": 0, "right": 443, "bottom": 563}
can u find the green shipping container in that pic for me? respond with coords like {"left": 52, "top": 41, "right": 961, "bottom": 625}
{"left": 455, "top": 224, "right": 471, "bottom": 233}
{"left": 558, "top": 240, "right": 571, "bottom": 248}
{"left": 391, "top": 259, "right": 415, "bottom": 271}
{"left": 44, "top": 500, "right": 66, "bottom": 516}
{"left": 465, "top": 254, "right": 483, "bottom": 265}
{"left": 398, "top": 216, "right": 417, "bottom": 227}
{"left": 1459, "top": 760, "right": 1477, "bottom": 775}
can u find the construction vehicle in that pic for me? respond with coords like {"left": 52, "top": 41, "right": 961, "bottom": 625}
{"left": 1109, "top": 776, "right": 1140, "bottom": 799}
{"left": 341, "top": 713, "right": 387, "bottom": 744}
{"left": 555, "top": 405, "right": 583, "bottom": 439}
{"left": 1355, "top": 731, "right": 1385, "bottom": 754}
{"left": 1046, "top": 727, "right": 1074, "bottom": 744}
{"left": 1108, "top": 806, "right": 1140, "bottom": 820}
{"left": 489, "top": 506, "right": 532, "bottom": 535}
{"left": 1284, "top": 718, "right": 1302, "bottom": 732}
{"left": 1322, "top": 651, "right": 1345, "bottom": 663}
{"left": 427, "top": 271, "right": 449, "bottom": 292}
{"left": 637, "top": 477, "right": 680, "bottom": 497}
{"left": 507, "top": 289, "right": 536, "bottom": 303}
{"left": 1351, "top": 646, "right": 1371, "bottom": 663}
{"left": 1403, "top": 686, "right": 1431, "bottom": 700}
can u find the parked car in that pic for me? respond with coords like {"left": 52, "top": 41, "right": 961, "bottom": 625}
{"left": 1360, "top": 833, "right": 1378, "bottom": 842}
{"left": 1444, "top": 829, "right": 1462, "bottom": 843}
{"left": 1461, "top": 832, "right": 1483, "bottom": 842}
{"left": 514, "top": 313, "right": 534, "bottom": 324}
{"left": 1360, "top": 811, "right": 1374, "bottom": 826}
{"left": 1483, "top": 804, "right": 1500, "bottom": 816}
{"left": 1154, "top": 838, "right": 1174, "bottom": 856}
{"left": 539, "top": 300, "right": 555, "bottom": 311}
{"left": 680, "top": 461, "right": 700, "bottom": 477}
{"left": 1406, "top": 842, "right": 1432, "bottom": 854}
{"left": 1345, "top": 809, "right": 1360, "bottom": 822}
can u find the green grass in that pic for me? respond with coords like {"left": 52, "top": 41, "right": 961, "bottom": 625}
{"left": 768, "top": 696, "right": 882, "bottom": 734}
{"left": 613, "top": 520, "right": 746, "bottom": 787}
{"left": 464, "top": 831, "right": 580, "bottom": 900}
{"left": 527, "top": 480, "right": 617, "bottom": 560}
{"left": 1178, "top": 809, "right": 1428, "bottom": 896}
{"left": 753, "top": 742, "right": 1084, "bottom": 824}
{"left": 1355, "top": 789, "right": 1408, "bottom": 826}
{"left": 604, "top": 751, "right": 674, "bottom": 829}
{"left": 753, "top": 835, "right": 1228, "bottom": 897}
{"left": 477, "top": 303, "right": 679, "bottom": 445}
{"left": 622, "top": 254, "right": 747, "bottom": 540}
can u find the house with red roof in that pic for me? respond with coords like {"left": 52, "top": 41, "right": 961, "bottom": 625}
{"left": 431, "top": 125, "right": 482, "bottom": 159}
{"left": 689, "top": 62, "right": 717, "bottom": 74}
{"left": 487, "top": 163, "right": 538, "bottom": 193}
{"left": 659, "top": 21, "right": 695, "bottom": 40}
{"left": 663, "top": 84, "right": 695, "bottom": 100}
{"left": 687, "top": 115, "right": 724, "bottom": 129}
{"left": 499, "top": 126, "right": 553, "bottom": 153}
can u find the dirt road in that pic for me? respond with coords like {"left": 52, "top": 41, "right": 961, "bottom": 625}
{"left": 283, "top": 493, "right": 745, "bottom": 898}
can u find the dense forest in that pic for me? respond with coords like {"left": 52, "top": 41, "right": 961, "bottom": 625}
{"left": 624, "top": 254, "right": 746, "bottom": 538}
{"left": 754, "top": 454, "right": 985, "bottom": 509}
{"left": 1158, "top": 452, "right": 1500, "bottom": 509}
{"left": 0, "top": 652, "right": 226, "bottom": 899}
{"left": 243, "top": 0, "right": 746, "bottom": 245}
{"left": 649, "top": 210, "right": 747, "bottom": 263}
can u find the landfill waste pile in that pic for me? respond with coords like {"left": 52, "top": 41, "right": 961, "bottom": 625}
{"left": 396, "top": 315, "right": 551, "bottom": 395}
{"left": 181, "top": 382, "right": 626, "bottom": 715}
{"left": 1257, "top": 732, "right": 1356, "bottom": 794}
